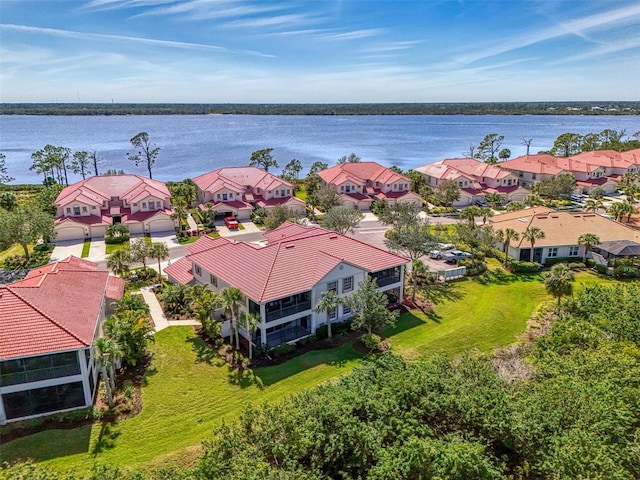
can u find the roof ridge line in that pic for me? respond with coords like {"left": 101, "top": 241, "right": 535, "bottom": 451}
{"left": 258, "top": 242, "right": 282, "bottom": 302}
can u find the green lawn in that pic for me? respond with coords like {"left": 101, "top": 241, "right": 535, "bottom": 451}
{"left": 0, "top": 268, "right": 615, "bottom": 472}
{"left": 81, "top": 239, "right": 91, "bottom": 258}
{"left": 105, "top": 242, "right": 130, "bottom": 255}
{"left": 0, "top": 243, "right": 31, "bottom": 261}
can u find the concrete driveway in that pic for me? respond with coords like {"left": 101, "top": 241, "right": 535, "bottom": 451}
{"left": 87, "top": 238, "right": 106, "bottom": 262}
{"left": 150, "top": 231, "right": 180, "bottom": 249}
{"left": 51, "top": 240, "right": 84, "bottom": 262}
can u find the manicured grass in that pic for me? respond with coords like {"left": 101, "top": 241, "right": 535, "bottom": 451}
{"left": 1, "top": 329, "right": 362, "bottom": 472}
{"left": 237, "top": 222, "right": 245, "bottom": 230}
{"left": 144, "top": 234, "right": 152, "bottom": 245}
{"left": 179, "top": 236, "right": 201, "bottom": 244}
{"left": 0, "top": 243, "right": 31, "bottom": 262}
{"left": 105, "top": 241, "right": 130, "bottom": 254}
{"left": 80, "top": 239, "right": 91, "bottom": 258}
{"left": 1, "top": 267, "right": 617, "bottom": 473}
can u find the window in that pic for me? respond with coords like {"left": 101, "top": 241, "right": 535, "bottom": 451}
{"left": 142, "top": 202, "right": 147, "bottom": 209}
{"left": 548, "top": 247, "right": 558, "bottom": 258}
{"left": 229, "top": 193, "right": 233, "bottom": 198}
{"left": 133, "top": 203, "right": 138, "bottom": 207}
{"left": 3, "top": 382, "right": 85, "bottom": 420}
{"left": 92, "top": 206, "right": 97, "bottom": 210}
{"left": 329, "top": 307, "right": 337, "bottom": 320}
{"left": 209, "top": 274, "right": 218, "bottom": 287}
{"left": 345, "top": 185, "right": 351, "bottom": 193}
{"left": 281, "top": 189, "right": 286, "bottom": 196}
{"left": 287, "top": 189, "right": 291, "bottom": 195}
{"left": 327, "top": 280, "right": 338, "bottom": 293}
{"left": 73, "top": 207, "right": 80, "bottom": 216}
{"left": 156, "top": 201, "right": 162, "bottom": 209}
{"left": 342, "top": 276, "right": 353, "bottom": 293}
{"left": 82, "top": 206, "right": 87, "bottom": 213}
{"left": 340, "top": 186, "right": 345, "bottom": 192}
{"left": 342, "top": 306, "right": 352, "bottom": 317}
{"left": 66, "top": 207, "right": 71, "bottom": 214}
{"left": 569, "top": 246, "right": 579, "bottom": 256}
{"left": 532, "top": 174, "right": 537, "bottom": 180}
{"left": 216, "top": 194, "right": 221, "bottom": 200}
{"left": 194, "top": 265, "right": 201, "bottom": 275}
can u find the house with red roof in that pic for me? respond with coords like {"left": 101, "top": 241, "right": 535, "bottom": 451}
{"left": 501, "top": 149, "right": 640, "bottom": 194}
{"left": 0, "top": 257, "right": 124, "bottom": 424}
{"left": 165, "top": 222, "right": 408, "bottom": 346}
{"left": 317, "top": 162, "right": 422, "bottom": 211}
{"left": 413, "top": 158, "right": 529, "bottom": 206}
{"left": 54, "top": 174, "right": 176, "bottom": 241}
{"left": 192, "top": 166, "right": 306, "bottom": 220}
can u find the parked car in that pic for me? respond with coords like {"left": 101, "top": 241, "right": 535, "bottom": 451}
{"left": 224, "top": 216, "right": 239, "bottom": 229}
{"left": 475, "top": 199, "right": 489, "bottom": 207}
{"left": 429, "top": 250, "right": 443, "bottom": 259}
{"left": 570, "top": 193, "right": 586, "bottom": 203}
{"left": 443, "top": 250, "right": 472, "bottom": 264}
{"left": 438, "top": 243, "right": 455, "bottom": 251}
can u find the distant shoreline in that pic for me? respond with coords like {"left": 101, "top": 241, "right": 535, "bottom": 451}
{"left": 1, "top": 102, "right": 639, "bottom": 116}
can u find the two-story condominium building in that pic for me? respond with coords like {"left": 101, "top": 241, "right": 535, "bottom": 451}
{"left": 165, "top": 222, "right": 408, "bottom": 346}
{"left": 54, "top": 175, "right": 176, "bottom": 241}
{"left": 501, "top": 149, "right": 640, "bottom": 194}
{"left": 413, "top": 158, "right": 529, "bottom": 206}
{"left": 498, "top": 155, "right": 567, "bottom": 190}
{"left": 192, "top": 166, "right": 306, "bottom": 221}
{"left": 317, "top": 162, "right": 422, "bottom": 211}
{"left": 489, "top": 207, "right": 640, "bottom": 264}
{"left": 0, "top": 256, "right": 124, "bottom": 424}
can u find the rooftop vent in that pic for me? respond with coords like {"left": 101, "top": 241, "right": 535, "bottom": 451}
{"left": 329, "top": 235, "right": 338, "bottom": 239}
{"left": 285, "top": 244, "right": 295, "bottom": 249}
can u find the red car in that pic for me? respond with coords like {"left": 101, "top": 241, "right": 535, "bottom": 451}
{"left": 224, "top": 216, "right": 239, "bottom": 229}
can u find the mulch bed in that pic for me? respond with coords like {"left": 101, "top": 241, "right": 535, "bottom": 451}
{"left": 0, "top": 356, "right": 151, "bottom": 444}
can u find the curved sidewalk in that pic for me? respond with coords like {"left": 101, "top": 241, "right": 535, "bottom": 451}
{"left": 139, "top": 286, "right": 199, "bottom": 333}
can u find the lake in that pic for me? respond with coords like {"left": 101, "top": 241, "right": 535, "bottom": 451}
{"left": 1, "top": 114, "right": 638, "bottom": 184}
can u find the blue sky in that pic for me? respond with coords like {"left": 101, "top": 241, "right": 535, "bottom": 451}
{"left": 1, "top": 0, "right": 639, "bottom": 103}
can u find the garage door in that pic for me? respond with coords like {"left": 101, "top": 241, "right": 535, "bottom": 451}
{"left": 149, "top": 219, "right": 176, "bottom": 233}
{"left": 55, "top": 226, "right": 85, "bottom": 241}
{"left": 91, "top": 225, "right": 107, "bottom": 238}
{"left": 128, "top": 223, "right": 144, "bottom": 235}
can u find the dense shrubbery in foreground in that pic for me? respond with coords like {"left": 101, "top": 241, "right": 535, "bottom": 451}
{"left": 3, "top": 283, "right": 640, "bottom": 480}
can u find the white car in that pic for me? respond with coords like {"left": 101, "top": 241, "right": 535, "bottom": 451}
{"left": 438, "top": 243, "right": 455, "bottom": 251}
{"left": 429, "top": 250, "right": 443, "bottom": 259}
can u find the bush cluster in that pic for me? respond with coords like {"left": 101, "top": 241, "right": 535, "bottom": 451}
{"left": 506, "top": 260, "right": 540, "bottom": 273}
{"left": 360, "top": 333, "right": 381, "bottom": 351}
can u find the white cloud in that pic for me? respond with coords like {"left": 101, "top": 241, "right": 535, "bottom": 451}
{"left": 453, "top": 3, "right": 640, "bottom": 65}
{"left": 0, "top": 23, "right": 274, "bottom": 57}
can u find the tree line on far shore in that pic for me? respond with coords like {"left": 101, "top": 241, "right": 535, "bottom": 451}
{"left": 1, "top": 101, "right": 639, "bottom": 116}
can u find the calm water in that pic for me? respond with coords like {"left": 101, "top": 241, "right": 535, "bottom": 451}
{"left": 1, "top": 114, "right": 638, "bottom": 184}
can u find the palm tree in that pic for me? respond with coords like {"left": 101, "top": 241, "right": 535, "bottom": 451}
{"left": 171, "top": 205, "right": 189, "bottom": 232}
{"left": 522, "top": 226, "right": 545, "bottom": 263}
{"left": 460, "top": 206, "right": 482, "bottom": 225}
{"left": 220, "top": 287, "right": 244, "bottom": 349}
{"left": 544, "top": 263, "right": 574, "bottom": 309}
{"left": 93, "top": 337, "right": 121, "bottom": 408}
{"left": 501, "top": 228, "right": 520, "bottom": 265}
{"left": 577, "top": 233, "right": 601, "bottom": 262}
{"left": 410, "top": 259, "right": 428, "bottom": 302}
{"left": 607, "top": 202, "right": 633, "bottom": 222}
{"left": 106, "top": 249, "right": 131, "bottom": 277}
{"left": 583, "top": 198, "right": 603, "bottom": 213}
{"left": 148, "top": 242, "right": 169, "bottom": 281}
{"left": 314, "top": 290, "right": 339, "bottom": 339}
{"left": 240, "top": 311, "right": 261, "bottom": 360}
{"left": 194, "top": 290, "right": 222, "bottom": 338}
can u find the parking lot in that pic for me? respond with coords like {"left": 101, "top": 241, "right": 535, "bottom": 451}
{"left": 348, "top": 218, "right": 460, "bottom": 273}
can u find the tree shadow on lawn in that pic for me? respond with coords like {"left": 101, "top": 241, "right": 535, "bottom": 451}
{"left": 227, "top": 366, "right": 264, "bottom": 390}
{"left": 91, "top": 421, "right": 121, "bottom": 456}
{"left": 254, "top": 344, "right": 363, "bottom": 387}
{"left": 186, "top": 334, "right": 218, "bottom": 366}
{"left": 420, "top": 281, "right": 466, "bottom": 305}
{"left": 0, "top": 424, "right": 93, "bottom": 463}
{"left": 473, "top": 268, "right": 542, "bottom": 286}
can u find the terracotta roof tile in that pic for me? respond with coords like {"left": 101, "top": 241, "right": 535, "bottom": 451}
{"left": 164, "top": 257, "right": 195, "bottom": 284}
{"left": 183, "top": 222, "right": 408, "bottom": 302}
{"left": 1, "top": 258, "right": 121, "bottom": 360}
{"left": 318, "top": 162, "right": 410, "bottom": 187}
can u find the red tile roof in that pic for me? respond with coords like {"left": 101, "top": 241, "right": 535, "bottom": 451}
{"left": 180, "top": 223, "right": 408, "bottom": 302}
{"left": 441, "top": 158, "right": 514, "bottom": 180}
{"left": 0, "top": 258, "right": 123, "bottom": 360}
{"left": 164, "top": 257, "right": 195, "bottom": 284}
{"left": 500, "top": 155, "right": 566, "bottom": 175}
{"left": 318, "top": 162, "right": 409, "bottom": 187}
{"left": 193, "top": 166, "right": 293, "bottom": 194}
{"left": 25, "top": 256, "right": 98, "bottom": 279}
{"left": 55, "top": 174, "right": 170, "bottom": 208}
